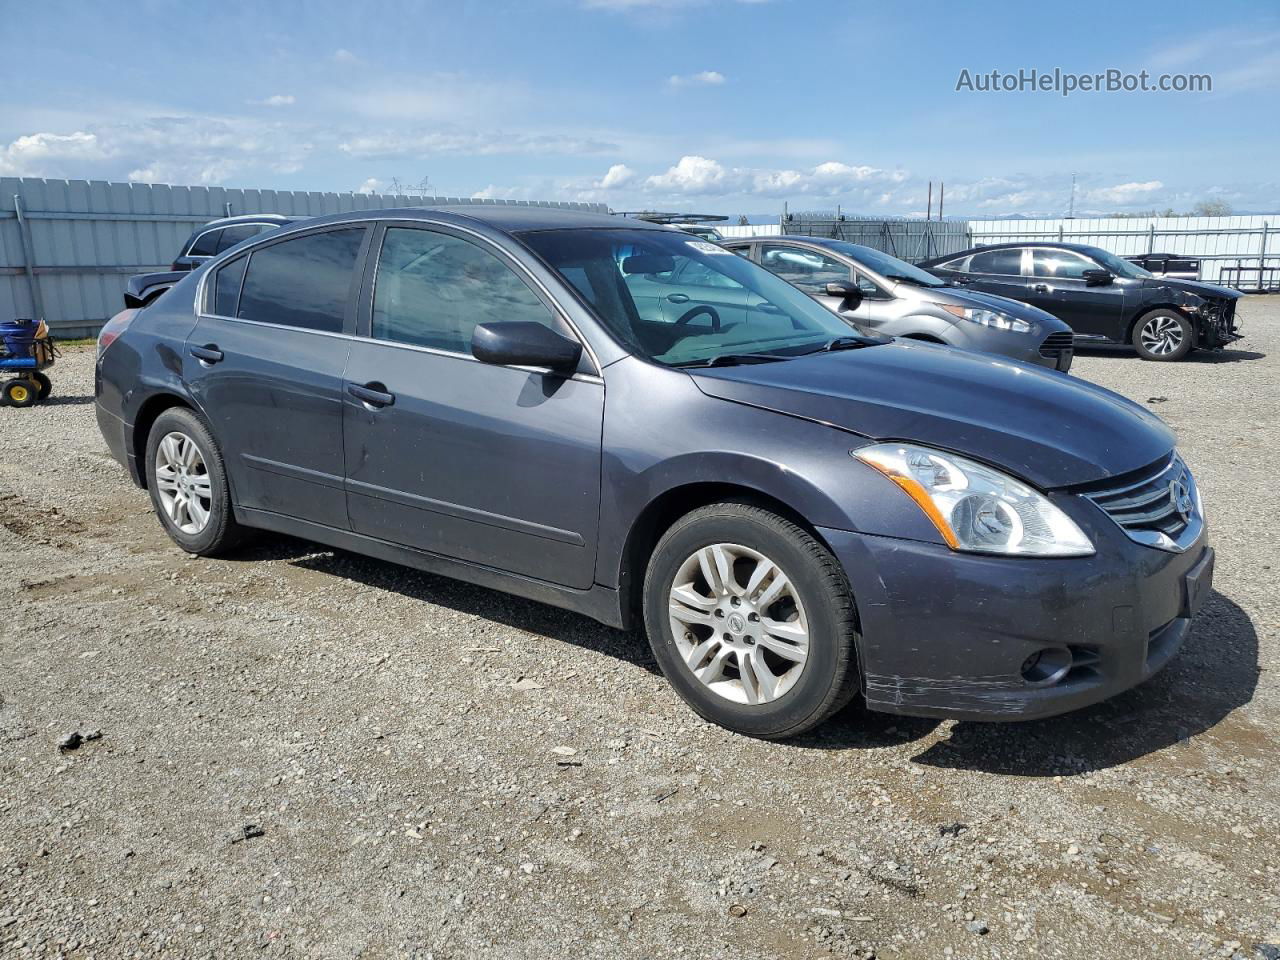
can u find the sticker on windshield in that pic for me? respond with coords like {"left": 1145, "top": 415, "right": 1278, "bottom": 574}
{"left": 687, "top": 240, "right": 731, "bottom": 255}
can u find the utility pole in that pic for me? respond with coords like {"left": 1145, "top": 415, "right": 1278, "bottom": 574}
{"left": 926, "top": 181, "right": 933, "bottom": 221}
{"left": 938, "top": 182, "right": 944, "bottom": 220}
{"left": 1067, "top": 174, "right": 1077, "bottom": 219}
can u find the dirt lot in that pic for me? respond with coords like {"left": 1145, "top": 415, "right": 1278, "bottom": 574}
{"left": 2, "top": 302, "right": 1278, "bottom": 960}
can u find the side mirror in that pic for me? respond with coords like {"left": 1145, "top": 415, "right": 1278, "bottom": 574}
{"left": 824, "top": 281, "right": 864, "bottom": 311}
{"left": 472, "top": 321, "right": 582, "bottom": 373}
{"left": 1082, "top": 269, "right": 1113, "bottom": 286}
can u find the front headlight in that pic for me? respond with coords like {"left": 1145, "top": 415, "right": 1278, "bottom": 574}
{"left": 941, "top": 304, "right": 1031, "bottom": 333}
{"left": 854, "top": 443, "right": 1094, "bottom": 557}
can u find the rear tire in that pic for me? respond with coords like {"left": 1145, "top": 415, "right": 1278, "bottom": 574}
{"left": 31, "top": 371, "right": 51, "bottom": 403}
{"left": 642, "top": 501, "right": 861, "bottom": 739}
{"left": 144, "top": 407, "right": 244, "bottom": 556}
{"left": 2, "top": 379, "right": 38, "bottom": 408}
{"left": 1133, "top": 309, "right": 1193, "bottom": 361}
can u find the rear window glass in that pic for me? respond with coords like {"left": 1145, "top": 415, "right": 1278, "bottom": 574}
{"left": 187, "top": 229, "right": 222, "bottom": 257}
{"left": 237, "top": 229, "right": 365, "bottom": 333}
{"left": 212, "top": 255, "right": 247, "bottom": 316}
{"left": 968, "top": 248, "right": 1023, "bottom": 275}
{"left": 216, "top": 223, "right": 272, "bottom": 252}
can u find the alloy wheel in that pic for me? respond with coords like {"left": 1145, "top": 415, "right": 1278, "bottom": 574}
{"left": 153, "top": 431, "right": 213, "bottom": 535}
{"left": 667, "top": 542, "right": 810, "bottom": 705}
{"left": 1140, "top": 315, "right": 1184, "bottom": 356}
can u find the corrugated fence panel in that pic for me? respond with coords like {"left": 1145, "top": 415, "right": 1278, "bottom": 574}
{"left": 0, "top": 177, "right": 607, "bottom": 337}
{"left": 969, "top": 214, "right": 1279, "bottom": 287}
{"left": 782, "top": 216, "right": 973, "bottom": 263}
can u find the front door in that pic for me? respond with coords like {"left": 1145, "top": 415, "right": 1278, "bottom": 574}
{"left": 1027, "top": 247, "right": 1129, "bottom": 340}
{"left": 342, "top": 224, "right": 604, "bottom": 590}
{"left": 186, "top": 226, "right": 369, "bottom": 529}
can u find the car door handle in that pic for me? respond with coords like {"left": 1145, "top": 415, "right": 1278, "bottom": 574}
{"left": 348, "top": 382, "right": 395, "bottom": 408}
{"left": 666, "top": 293, "right": 690, "bottom": 303}
{"left": 952, "top": 277, "right": 972, "bottom": 286}
{"left": 190, "top": 344, "right": 223, "bottom": 364}
{"left": 1033, "top": 284, "right": 1050, "bottom": 293}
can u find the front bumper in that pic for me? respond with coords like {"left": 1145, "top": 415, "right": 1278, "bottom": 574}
{"left": 821, "top": 525, "right": 1212, "bottom": 721}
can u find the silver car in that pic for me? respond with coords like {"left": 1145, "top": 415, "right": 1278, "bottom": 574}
{"left": 724, "top": 236, "right": 1074, "bottom": 372}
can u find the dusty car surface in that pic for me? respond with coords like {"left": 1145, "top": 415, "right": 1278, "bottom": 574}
{"left": 95, "top": 208, "right": 1213, "bottom": 738}
{"left": 919, "top": 241, "right": 1243, "bottom": 361}
{"left": 725, "top": 236, "right": 1075, "bottom": 371}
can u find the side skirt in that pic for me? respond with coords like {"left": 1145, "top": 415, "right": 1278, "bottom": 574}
{"left": 235, "top": 506, "right": 629, "bottom": 629}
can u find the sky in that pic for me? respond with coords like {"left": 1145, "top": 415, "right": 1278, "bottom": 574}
{"left": 0, "top": 0, "right": 1276, "bottom": 218}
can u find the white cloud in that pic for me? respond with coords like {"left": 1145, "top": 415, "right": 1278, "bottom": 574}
{"left": 598, "top": 163, "right": 635, "bottom": 188}
{"left": 356, "top": 177, "right": 384, "bottom": 194}
{"left": 333, "top": 48, "right": 359, "bottom": 64}
{"left": 667, "top": 70, "right": 726, "bottom": 89}
{"left": 0, "top": 131, "right": 105, "bottom": 176}
{"left": 252, "top": 94, "right": 296, "bottom": 107}
{"left": 640, "top": 155, "right": 903, "bottom": 198}
{"left": 1086, "top": 180, "right": 1164, "bottom": 205}
{"left": 339, "top": 129, "right": 616, "bottom": 158}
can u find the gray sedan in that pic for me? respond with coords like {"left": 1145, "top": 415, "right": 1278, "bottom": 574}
{"left": 724, "top": 236, "right": 1074, "bottom": 372}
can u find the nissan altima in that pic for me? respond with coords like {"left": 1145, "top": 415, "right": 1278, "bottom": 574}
{"left": 95, "top": 208, "right": 1214, "bottom": 738}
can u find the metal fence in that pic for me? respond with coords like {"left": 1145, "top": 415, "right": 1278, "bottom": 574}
{"left": 0, "top": 177, "right": 607, "bottom": 338}
{"left": 780, "top": 215, "right": 972, "bottom": 263}
{"left": 968, "top": 214, "right": 1279, "bottom": 290}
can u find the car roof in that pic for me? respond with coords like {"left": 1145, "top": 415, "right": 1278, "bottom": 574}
{"left": 919, "top": 240, "right": 1111, "bottom": 266}
{"left": 287, "top": 205, "right": 666, "bottom": 235}
{"left": 198, "top": 213, "right": 299, "bottom": 229}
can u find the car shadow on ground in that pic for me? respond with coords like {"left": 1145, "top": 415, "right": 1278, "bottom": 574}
{"left": 1074, "top": 346, "right": 1266, "bottom": 364}
{"left": 233, "top": 536, "right": 661, "bottom": 676}
{"left": 903, "top": 590, "right": 1258, "bottom": 776}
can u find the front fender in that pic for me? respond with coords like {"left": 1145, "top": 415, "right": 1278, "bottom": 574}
{"left": 594, "top": 357, "right": 946, "bottom": 589}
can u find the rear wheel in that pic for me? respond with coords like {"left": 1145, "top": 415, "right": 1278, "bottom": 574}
{"left": 643, "top": 501, "right": 861, "bottom": 739}
{"left": 1133, "top": 309, "right": 1193, "bottom": 361}
{"left": 145, "top": 407, "right": 244, "bottom": 556}
{"left": 2, "top": 379, "right": 38, "bottom": 408}
{"left": 31, "top": 371, "right": 51, "bottom": 403}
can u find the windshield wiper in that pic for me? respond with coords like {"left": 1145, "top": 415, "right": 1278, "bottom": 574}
{"left": 671, "top": 352, "right": 793, "bottom": 368}
{"left": 800, "top": 336, "right": 887, "bottom": 355}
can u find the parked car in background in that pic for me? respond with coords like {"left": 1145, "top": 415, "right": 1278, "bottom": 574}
{"left": 726, "top": 236, "right": 1074, "bottom": 372}
{"left": 919, "top": 242, "right": 1243, "bottom": 361}
{"left": 1125, "top": 252, "right": 1201, "bottom": 281}
{"left": 617, "top": 212, "right": 727, "bottom": 243}
{"left": 96, "top": 207, "right": 1212, "bottom": 739}
{"left": 171, "top": 214, "right": 299, "bottom": 271}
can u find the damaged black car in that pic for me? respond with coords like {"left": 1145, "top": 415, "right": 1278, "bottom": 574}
{"left": 919, "top": 241, "right": 1244, "bottom": 361}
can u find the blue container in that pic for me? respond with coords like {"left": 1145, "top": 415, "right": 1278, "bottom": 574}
{"left": 1, "top": 319, "right": 38, "bottom": 358}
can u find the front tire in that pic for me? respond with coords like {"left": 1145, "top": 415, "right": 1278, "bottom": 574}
{"left": 642, "top": 501, "right": 861, "bottom": 739}
{"left": 144, "top": 407, "right": 243, "bottom": 556}
{"left": 1133, "top": 309, "right": 1193, "bottom": 361}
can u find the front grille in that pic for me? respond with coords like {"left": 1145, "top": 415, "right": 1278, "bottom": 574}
{"left": 1083, "top": 453, "right": 1196, "bottom": 543}
{"left": 1038, "top": 331, "right": 1074, "bottom": 357}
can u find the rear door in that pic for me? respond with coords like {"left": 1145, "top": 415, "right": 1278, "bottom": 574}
{"left": 186, "top": 225, "right": 370, "bottom": 529}
{"left": 959, "top": 247, "right": 1032, "bottom": 301}
{"left": 1027, "top": 247, "right": 1128, "bottom": 339}
{"left": 341, "top": 223, "right": 604, "bottom": 590}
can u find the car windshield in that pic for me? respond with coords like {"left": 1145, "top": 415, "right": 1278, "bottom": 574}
{"left": 818, "top": 241, "right": 947, "bottom": 287}
{"left": 1084, "top": 247, "right": 1153, "bottom": 280}
{"left": 521, "top": 228, "right": 869, "bottom": 366}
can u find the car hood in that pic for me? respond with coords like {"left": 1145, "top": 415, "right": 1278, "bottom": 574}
{"left": 689, "top": 340, "right": 1174, "bottom": 488}
{"left": 1142, "top": 276, "right": 1242, "bottom": 300}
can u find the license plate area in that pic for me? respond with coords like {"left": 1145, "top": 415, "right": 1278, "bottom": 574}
{"left": 1181, "top": 547, "right": 1215, "bottom": 618}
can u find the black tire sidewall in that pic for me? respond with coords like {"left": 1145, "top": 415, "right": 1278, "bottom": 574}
{"left": 144, "top": 408, "right": 236, "bottom": 555}
{"left": 643, "top": 508, "right": 853, "bottom": 738}
{"left": 32, "top": 371, "right": 51, "bottom": 401}
{"left": 4, "top": 380, "right": 38, "bottom": 407}
{"left": 1133, "top": 309, "right": 1193, "bottom": 361}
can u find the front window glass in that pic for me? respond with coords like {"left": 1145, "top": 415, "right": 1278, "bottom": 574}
{"left": 521, "top": 229, "right": 861, "bottom": 367}
{"left": 237, "top": 228, "right": 365, "bottom": 333}
{"left": 759, "top": 244, "right": 851, "bottom": 295}
{"left": 1030, "top": 249, "right": 1096, "bottom": 279}
{"left": 372, "top": 227, "right": 559, "bottom": 353}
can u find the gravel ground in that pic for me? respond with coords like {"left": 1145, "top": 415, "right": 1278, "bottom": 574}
{"left": 2, "top": 302, "right": 1278, "bottom": 960}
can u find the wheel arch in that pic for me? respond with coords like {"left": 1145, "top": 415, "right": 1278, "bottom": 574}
{"left": 616, "top": 480, "right": 843, "bottom": 630}
{"left": 131, "top": 393, "right": 197, "bottom": 489}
